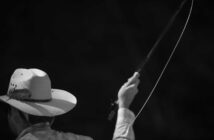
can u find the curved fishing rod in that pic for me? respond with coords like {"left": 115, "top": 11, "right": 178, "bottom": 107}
{"left": 133, "top": 0, "right": 194, "bottom": 123}
{"left": 108, "top": 0, "right": 194, "bottom": 121}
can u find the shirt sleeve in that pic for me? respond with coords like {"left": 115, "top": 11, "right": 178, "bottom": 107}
{"left": 113, "top": 108, "right": 135, "bottom": 140}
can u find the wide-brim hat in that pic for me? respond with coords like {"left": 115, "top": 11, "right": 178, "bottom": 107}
{"left": 0, "top": 68, "right": 77, "bottom": 117}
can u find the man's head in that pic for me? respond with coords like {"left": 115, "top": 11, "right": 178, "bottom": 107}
{"left": 0, "top": 68, "right": 78, "bottom": 135}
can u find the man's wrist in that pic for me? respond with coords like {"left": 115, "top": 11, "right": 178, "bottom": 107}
{"left": 116, "top": 107, "right": 135, "bottom": 124}
{"left": 118, "top": 102, "right": 130, "bottom": 109}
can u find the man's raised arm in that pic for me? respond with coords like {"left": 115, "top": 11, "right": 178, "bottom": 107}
{"left": 113, "top": 72, "right": 140, "bottom": 140}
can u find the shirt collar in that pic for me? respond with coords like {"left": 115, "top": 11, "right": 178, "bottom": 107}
{"left": 16, "top": 122, "right": 51, "bottom": 140}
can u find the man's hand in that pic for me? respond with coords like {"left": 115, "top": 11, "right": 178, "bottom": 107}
{"left": 117, "top": 72, "right": 140, "bottom": 109}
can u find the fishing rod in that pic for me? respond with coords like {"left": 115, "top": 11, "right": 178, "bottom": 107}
{"left": 136, "top": 0, "right": 189, "bottom": 73}
{"left": 108, "top": 0, "right": 194, "bottom": 121}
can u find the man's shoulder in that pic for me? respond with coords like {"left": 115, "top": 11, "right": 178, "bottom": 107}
{"left": 62, "top": 131, "right": 94, "bottom": 140}
{"left": 18, "top": 129, "right": 93, "bottom": 140}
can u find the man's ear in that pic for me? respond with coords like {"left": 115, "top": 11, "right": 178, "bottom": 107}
{"left": 7, "top": 107, "right": 29, "bottom": 136}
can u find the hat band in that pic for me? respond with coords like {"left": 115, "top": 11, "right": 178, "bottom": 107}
{"left": 8, "top": 96, "right": 52, "bottom": 102}
{"left": 7, "top": 88, "right": 52, "bottom": 102}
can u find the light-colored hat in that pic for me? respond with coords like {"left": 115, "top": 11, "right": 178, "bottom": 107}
{"left": 0, "top": 68, "right": 77, "bottom": 116}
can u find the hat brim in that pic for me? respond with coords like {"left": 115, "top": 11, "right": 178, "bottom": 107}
{"left": 0, "top": 89, "right": 77, "bottom": 117}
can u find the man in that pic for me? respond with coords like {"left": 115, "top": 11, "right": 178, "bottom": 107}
{"left": 0, "top": 68, "right": 140, "bottom": 140}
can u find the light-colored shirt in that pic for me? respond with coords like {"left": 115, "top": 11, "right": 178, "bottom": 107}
{"left": 17, "top": 108, "right": 135, "bottom": 140}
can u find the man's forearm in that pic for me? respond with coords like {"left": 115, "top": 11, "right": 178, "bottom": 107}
{"left": 113, "top": 108, "right": 135, "bottom": 140}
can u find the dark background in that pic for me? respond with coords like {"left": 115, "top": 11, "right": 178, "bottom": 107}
{"left": 0, "top": 0, "right": 213, "bottom": 139}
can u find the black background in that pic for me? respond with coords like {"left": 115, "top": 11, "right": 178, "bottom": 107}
{"left": 0, "top": 0, "right": 213, "bottom": 139}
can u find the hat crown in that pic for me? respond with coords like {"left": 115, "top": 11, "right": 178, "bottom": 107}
{"left": 7, "top": 68, "right": 52, "bottom": 101}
